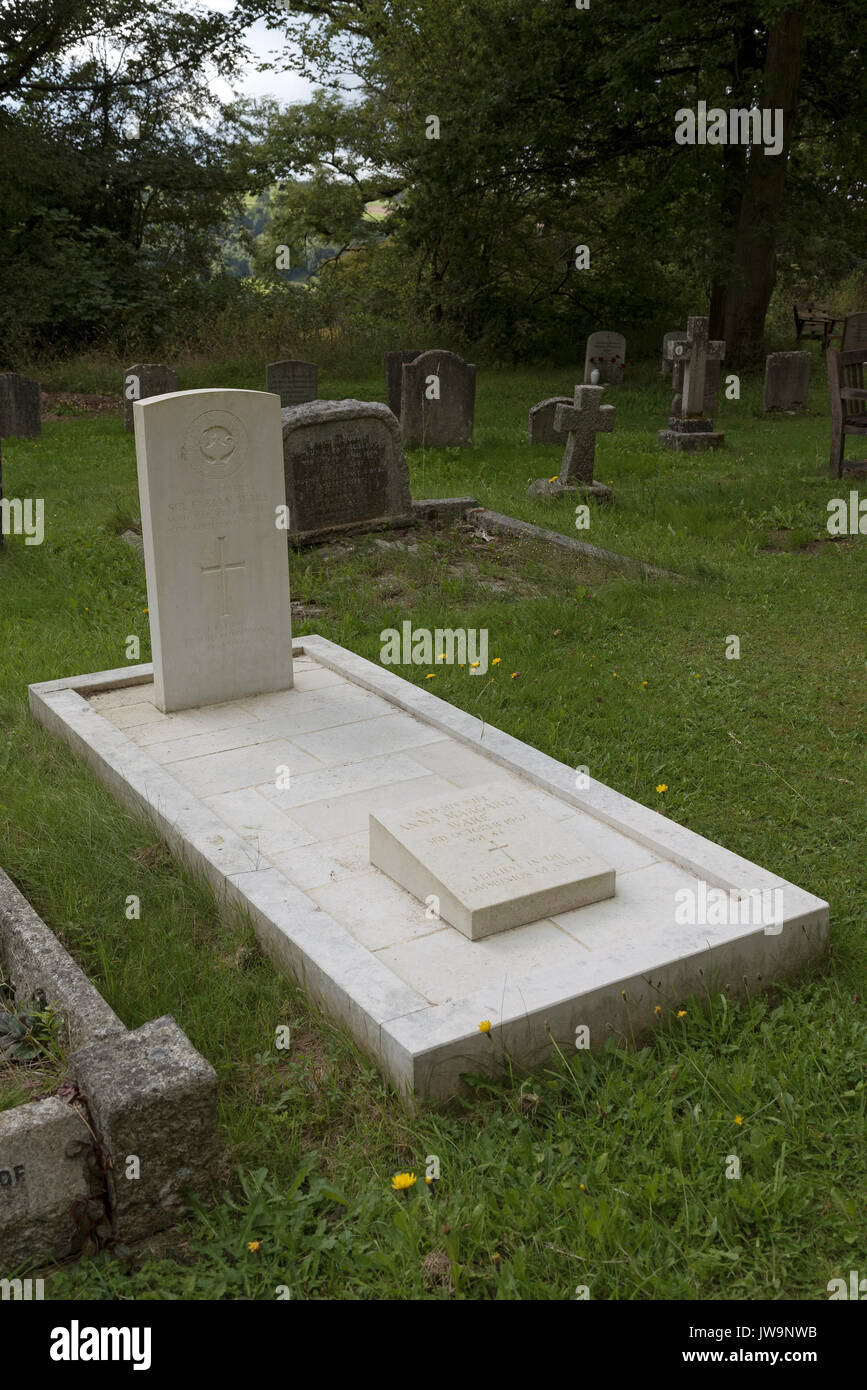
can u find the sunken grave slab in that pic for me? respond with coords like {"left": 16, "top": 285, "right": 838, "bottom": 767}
{"left": 30, "top": 642, "right": 830, "bottom": 1103}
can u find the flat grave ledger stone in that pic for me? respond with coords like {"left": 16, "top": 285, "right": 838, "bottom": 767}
{"left": 528, "top": 396, "right": 572, "bottom": 444}
{"left": 400, "top": 350, "right": 476, "bottom": 448}
{"left": 282, "top": 398, "right": 413, "bottom": 540}
{"left": 385, "top": 350, "right": 423, "bottom": 419}
{"left": 762, "top": 351, "right": 811, "bottom": 411}
{"left": 583, "top": 331, "right": 626, "bottom": 386}
{"left": 0, "top": 372, "right": 41, "bottom": 439}
{"left": 134, "top": 387, "right": 293, "bottom": 713}
{"left": 265, "top": 360, "right": 318, "bottom": 410}
{"left": 123, "top": 364, "right": 179, "bottom": 431}
{"left": 370, "top": 785, "right": 616, "bottom": 940}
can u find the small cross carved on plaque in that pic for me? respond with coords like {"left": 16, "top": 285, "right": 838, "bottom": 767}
{"left": 487, "top": 841, "right": 518, "bottom": 863}
{"left": 200, "top": 535, "right": 246, "bottom": 617}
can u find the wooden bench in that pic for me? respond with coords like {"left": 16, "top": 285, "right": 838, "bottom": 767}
{"left": 794, "top": 301, "right": 838, "bottom": 350}
{"left": 827, "top": 347, "right": 867, "bottom": 477}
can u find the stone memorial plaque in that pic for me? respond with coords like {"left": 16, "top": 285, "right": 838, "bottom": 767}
{"left": 584, "top": 332, "right": 626, "bottom": 385}
{"left": 370, "top": 785, "right": 615, "bottom": 940}
{"left": 0, "top": 372, "right": 41, "bottom": 439}
{"left": 123, "top": 364, "right": 178, "bottom": 430}
{"left": 134, "top": 388, "right": 293, "bottom": 713}
{"left": 266, "top": 360, "right": 318, "bottom": 409}
{"left": 762, "top": 351, "right": 811, "bottom": 411}
{"left": 528, "top": 396, "right": 572, "bottom": 444}
{"left": 282, "top": 399, "right": 413, "bottom": 539}
{"left": 400, "top": 350, "right": 476, "bottom": 448}
{"left": 385, "top": 350, "right": 423, "bottom": 418}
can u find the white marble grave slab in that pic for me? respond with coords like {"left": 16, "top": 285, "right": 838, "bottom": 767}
{"left": 29, "top": 640, "right": 830, "bottom": 1102}
{"left": 370, "top": 785, "right": 615, "bottom": 939}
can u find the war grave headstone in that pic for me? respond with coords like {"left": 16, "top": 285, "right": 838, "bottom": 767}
{"left": 528, "top": 396, "right": 572, "bottom": 445}
{"left": 123, "top": 364, "right": 178, "bottom": 431}
{"left": 762, "top": 351, "right": 811, "bottom": 412}
{"left": 528, "top": 385, "right": 615, "bottom": 499}
{"left": 661, "top": 331, "right": 680, "bottom": 374}
{"left": 133, "top": 387, "right": 294, "bottom": 712}
{"left": 265, "top": 360, "right": 318, "bottom": 410}
{"left": 385, "top": 350, "right": 423, "bottom": 419}
{"left": 282, "top": 399, "right": 414, "bottom": 541}
{"left": 30, "top": 389, "right": 829, "bottom": 1100}
{"left": 583, "top": 331, "right": 626, "bottom": 386}
{"left": 400, "top": 350, "right": 476, "bottom": 448}
{"left": 0, "top": 372, "right": 41, "bottom": 439}
{"left": 659, "top": 316, "right": 725, "bottom": 452}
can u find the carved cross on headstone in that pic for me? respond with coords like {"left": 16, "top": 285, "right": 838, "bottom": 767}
{"left": 664, "top": 316, "right": 725, "bottom": 418}
{"left": 200, "top": 535, "right": 246, "bottom": 617}
{"left": 553, "top": 385, "right": 615, "bottom": 485}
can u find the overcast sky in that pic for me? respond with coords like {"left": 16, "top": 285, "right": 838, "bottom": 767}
{"left": 205, "top": 2, "right": 317, "bottom": 106}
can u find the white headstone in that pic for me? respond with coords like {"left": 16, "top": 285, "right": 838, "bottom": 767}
{"left": 133, "top": 388, "right": 293, "bottom": 713}
{"left": 369, "top": 785, "right": 615, "bottom": 940}
{"left": 583, "top": 331, "right": 626, "bottom": 385}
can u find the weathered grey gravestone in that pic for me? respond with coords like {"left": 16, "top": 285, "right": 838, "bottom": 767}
{"left": 528, "top": 396, "right": 572, "bottom": 444}
{"left": 400, "top": 350, "right": 476, "bottom": 448}
{"left": 123, "top": 364, "right": 178, "bottom": 431}
{"left": 583, "top": 332, "right": 626, "bottom": 386}
{"left": 282, "top": 398, "right": 413, "bottom": 540}
{"left": 659, "top": 317, "right": 725, "bottom": 452}
{"left": 266, "top": 359, "right": 318, "bottom": 410}
{"left": 841, "top": 313, "right": 867, "bottom": 351}
{"left": 0, "top": 372, "right": 41, "bottom": 438}
{"left": 661, "top": 331, "right": 681, "bottom": 374}
{"left": 672, "top": 355, "right": 721, "bottom": 416}
{"left": 385, "top": 350, "right": 423, "bottom": 419}
{"left": 762, "top": 351, "right": 811, "bottom": 412}
{"left": 527, "top": 385, "right": 615, "bottom": 499}
{"left": 133, "top": 387, "right": 293, "bottom": 712}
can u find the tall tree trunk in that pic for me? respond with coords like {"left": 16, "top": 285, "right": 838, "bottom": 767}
{"left": 723, "top": 9, "right": 806, "bottom": 363}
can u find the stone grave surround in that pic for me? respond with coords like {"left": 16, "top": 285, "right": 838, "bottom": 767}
{"left": 659, "top": 316, "right": 725, "bottom": 453}
{"left": 282, "top": 398, "right": 414, "bottom": 541}
{"left": 583, "top": 332, "right": 626, "bottom": 386}
{"left": 123, "top": 364, "right": 179, "bottom": 431}
{"left": 266, "top": 359, "right": 318, "bottom": 410}
{"left": 762, "top": 351, "right": 811, "bottom": 411}
{"left": 385, "top": 350, "right": 424, "bottom": 419}
{"left": 400, "top": 350, "right": 476, "bottom": 448}
{"left": 28, "top": 372, "right": 828, "bottom": 1100}
{"left": 528, "top": 396, "right": 572, "bottom": 445}
{"left": 528, "top": 385, "right": 615, "bottom": 499}
{"left": 133, "top": 387, "right": 294, "bottom": 712}
{"left": 0, "top": 372, "right": 41, "bottom": 439}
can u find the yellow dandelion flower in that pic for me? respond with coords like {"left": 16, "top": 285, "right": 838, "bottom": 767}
{"left": 676, "top": 1010, "right": 687, "bottom": 1019}
{"left": 425, "top": 1175, "right": 435, "bottom": 1185}
{"left": 392, "top": 1172, "right": 417, "bottom": 1191}
{"left": 478, "top": 1019, "right": 492, "bottom": 1033}
{"left": 510, "top": 671, "right": 520, "bottom": 679}
{"left": 548, "top": 475, "right": 559, "bottom": 483}
{"left": 424, "top": 673, "right": 435, "bottom": 679}
{"left": 621, "top": 989, "right": 627, "bottom": 999}
{"left": 735, "top": 1115, "right": 744, "bottom": 1126}
{"left": 470, "top": 661, "right": 480, "bottom": 668}
{"left": 654, "top": 1005, "right": 662, "bottom": 1015}
{"left": 579, "top": 1183, "right": 587, "bottom": 1192}
{"left": 492, "top": 657, "right": 502, "bottom": 665}
{"left": 656, "top": 783, "right": 668, "bottom": 794}
{"left": 248, "top": 1240, "right": 261, "bottom": 1253}
{"left": 642, "top": 680, "right": 648, "bottom": 687}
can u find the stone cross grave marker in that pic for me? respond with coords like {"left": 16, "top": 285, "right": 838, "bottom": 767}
{"left": 133, "top": 388, "right": 293, "bottom": 713}
{"left": 400, "top": 350, "right": 476, "bottom": 448}
{"left": 528, "top": 396, "right": 572, "bottom": 444}
{"left": 527, "top": 385, "right": 615, "bottom": 498}
{"left": 265, "top": 360, "right": 318, "bottom": 410}
{"left": 385, "top": 350, "right": 423, "bottom": 419}
{"left": 659, "top": 316, "right": 725, "bottom": 451}
{"left": 0, "top": 372, "right": 41, "bottom": 438}
{"left": 123, "top": 365, "right": 179, "bottom": 431}
{"left": 762, "top": 351, "right": 811, "bottom": 411}
{"left": 583, "top": 331, "right": 626, "bottom": 385}
{"left": 671, "top": 355, "right": 721, "bottom": 417}
{"left": 282, "top": 399, "right": 413, "bottom": 540}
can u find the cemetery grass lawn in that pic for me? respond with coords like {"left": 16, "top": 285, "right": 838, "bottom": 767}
{"left": 1, "top": 358, "right": 865, "bottom": 1299}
